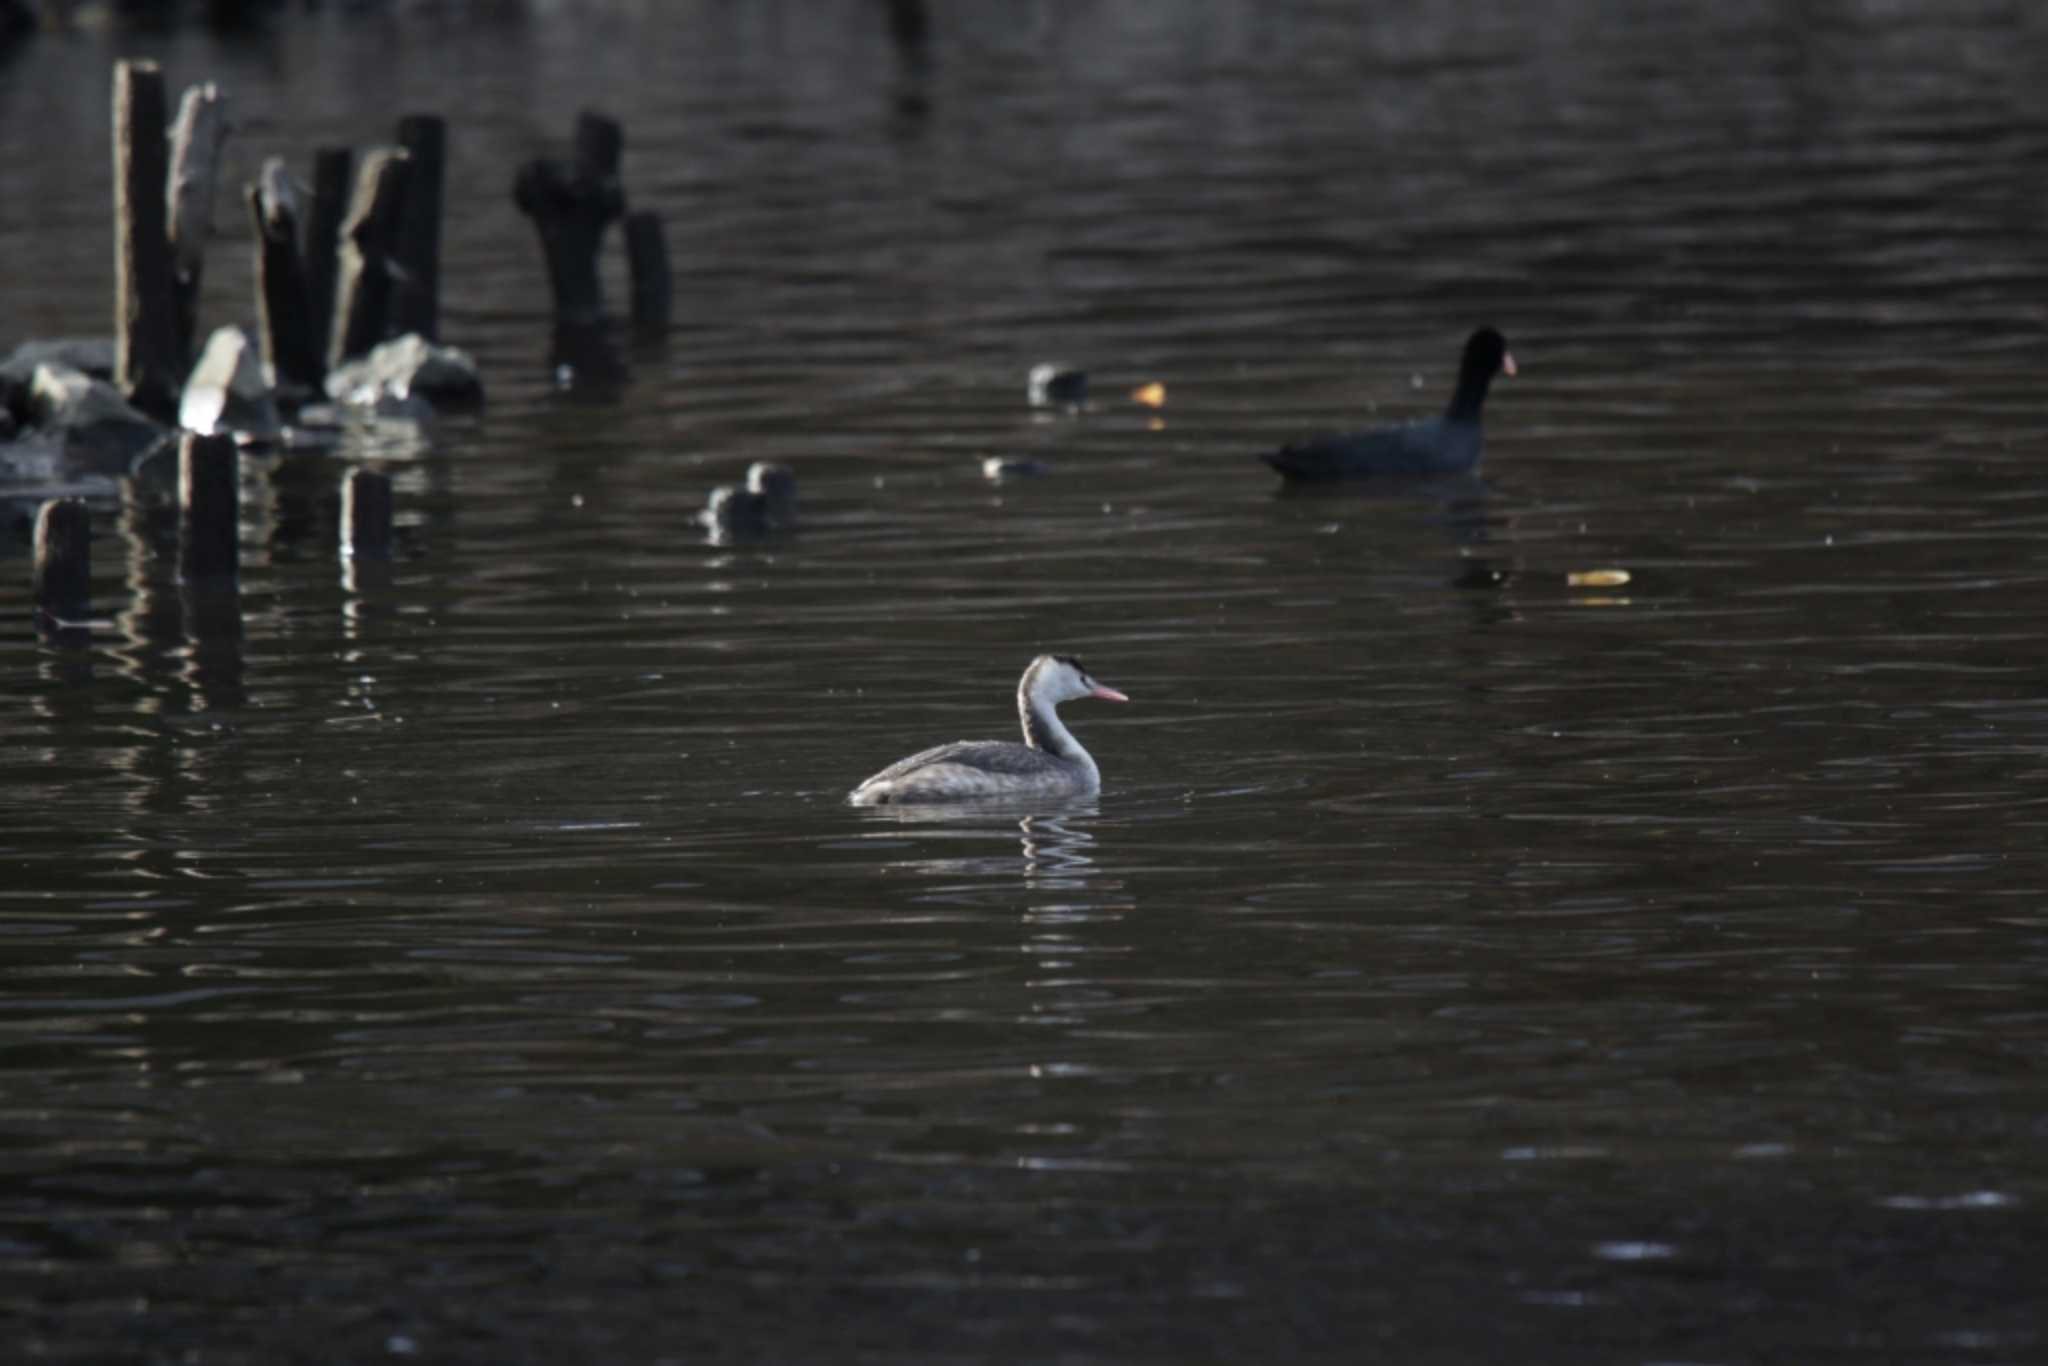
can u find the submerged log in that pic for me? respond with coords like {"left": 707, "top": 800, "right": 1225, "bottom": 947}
{"left": 391, "top": 113, "right": 445, "bottom": 342}
{"left": 328, "top": 147, "right": 413, "bottom": 371}
{"left": 112, "top": 60, "right": 182, "bottom": 421}
{"left": 512, "top": 111, "right": 625, "bottom": 326}
{"left": 33, "top": 498, "right": 92, "bottom": 624}
{"left": 306, "top": 146, "right": 354, "bottom": 364}
{"left": 248, "top": 159, "right": 322, "bottom": 394}
{"left": 167, "top": 82, "right": 231, "bottom": 370}
{"left": 178, "top": 431, "right": 239, "bottom": 580}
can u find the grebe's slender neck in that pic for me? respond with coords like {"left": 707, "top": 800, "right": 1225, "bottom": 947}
{"left": 1017, "top": 664, "right": 1082, "bottom": 760}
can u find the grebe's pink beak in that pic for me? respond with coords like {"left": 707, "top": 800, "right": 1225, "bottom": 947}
{"left": 1090, "top": 685, "right": 1130, "bottom": 703}
{"left": 1502, "top": 351, "right": 1518, "bottom": 377}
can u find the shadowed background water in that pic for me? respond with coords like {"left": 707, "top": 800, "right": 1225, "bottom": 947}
{"left": 4, "top": 2, "right": 2048, "bottom": 1361}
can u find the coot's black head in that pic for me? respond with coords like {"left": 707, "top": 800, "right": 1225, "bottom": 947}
{"left": 1446, "top": 328, "right": 1516, "bottom": 424}
{"left": 1462, "top": 327, "right": 1515, "bottom": 380}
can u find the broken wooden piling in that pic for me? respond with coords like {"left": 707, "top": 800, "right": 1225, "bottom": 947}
{"left": 391, "top": 113, "right": 446, "bottom": 342}
{"left": 512, "top": 110, "right": 625, "bottom": 326}
{"left": 178, "top": 432, "right": 239, "bottom": 580}
{"left": 307, "top": 146, "right": 353, "bottom": 362}
{"left": 328, "top": 147, "right": 413, "bottom": 371}
{"left": 167, "top": 81, "right": 231, "bottom": 372}
{"left": 248, "top": 157, "right": 322, "bottom": 394}
{"left": 33, "top": 498, "right": 92, "bottom": 625}
{"left": 113, "top": 60, "right": 183, "bottom": 421}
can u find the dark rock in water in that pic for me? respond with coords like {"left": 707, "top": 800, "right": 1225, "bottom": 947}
{"left": 0, "top": 338, "right": 118, "bottom": 385}
{"left": 326, "top": 333, "right": 483, "bottom": 411}
{"left": 180, "top": 325, "right": 283, "bottom": 441}
{"left": 982, "top": 455, "right": 1049, "bottom": 480}
{"left": 1027, "top": 363, "right": 1087, "bottom": 408}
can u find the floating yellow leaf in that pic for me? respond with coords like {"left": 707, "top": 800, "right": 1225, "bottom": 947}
{"left": 1129, "top": 381, "right": 1167, "bottom": 408}
{"left": 1567, "top": 568, "right": 1631, "bottom": 588}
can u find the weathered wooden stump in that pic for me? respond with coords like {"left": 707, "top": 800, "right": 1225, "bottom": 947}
{"left": 341, "top": 468, "right": 394, "bottom": 560}
{"left": 884, "top": 0, "right": 933, "bottom": 117}
{"left": 391, "top": 113, "right": 446, "bottom": 341}
{"left": 549, "top": 322, "right": 625, "bottom": 388}
{"left": 248, "top": 158, "right": 322, "bottom": 394}
{"left": 1, "top": 0, "right": 35, "bottom": 54}
{"left": 167, "top": 82, "right": 231, "bottom": 372}
{"left": 113, "top": 60, "right": 183, "bottom": 421}
{"left": 204, "top": 0, "right": 267, "bottom": 31}
{"left": 307, "top": 146, "right": 354, "bottom": 363}
{"left": 512, "top": 111, "right": 625, "bottom": 326}
{"left": 626, "top": 210, "right": 671, "bottom": 334}
{"left": 328, "top": 147, "right": 413, "bottom": 371}
{"left": 33, "top": 498, "right": 92, "bottom": 625}
{"left": 178, "top": 432, "right": 239, "bottom": 580}
{"left": 886, "top": 0, "right": 930, "bottom": 51}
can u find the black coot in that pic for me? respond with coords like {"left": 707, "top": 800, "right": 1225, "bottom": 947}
{"left": 1261, "top": 328, "right": 1515, "bottom": 481}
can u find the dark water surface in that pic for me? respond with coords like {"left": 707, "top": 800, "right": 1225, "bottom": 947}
{"left": 5, "top": 3, "right": 2048, "bottom": 1361}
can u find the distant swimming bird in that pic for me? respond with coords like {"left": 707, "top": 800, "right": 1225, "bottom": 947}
{"left": 1261, "top": 328, "right": 1515, "bottom": 481}
{"left": 1027, "top": 363, "right": 1088, "bottom": 409}
{"left": 982, "top": 455, "right": 1049, "bottom": 480}
{"left": 701, "top": 461, "right": 798, "bottom": 538}
{"left": 847, "top": 654, "right": 1128, "bottom": 805}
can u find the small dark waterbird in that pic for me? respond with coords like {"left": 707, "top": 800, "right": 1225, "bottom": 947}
{"left": 700, "top": 461, "right": 798, "bottom": 540}
{"left": 1261, "top": 327, "right": 1516, "bottom": 482}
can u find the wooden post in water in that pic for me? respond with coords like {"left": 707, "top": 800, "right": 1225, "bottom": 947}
{"left": 306, "top": 146, "right": 354, "bottom": 365}
{"left": 113, "top": 60, "right": 183, "bottom": 420}
{"left": 626, "top": 210, "right": 671, "bottom": 334}
{"left": 328, "top": 147, "right": 413, "bottom": 370}
{"left": 178, "top": 432, "right": 239, "bottom": 580}
{"left": 512, "top": 110, "right": 625, "bottom": 326}
{"left": 33, "top": 498, "right": 92, "bottom": 625}
{"left": 167, "top": 81, "right": 231, "bottom": 373}
{"left": 248, "top": 159, "right": 323, "bottom": 395}
{"left": 341, "top": 468, "right": 394, "bottom": 560}
{"left": 391, "top": 114, "right": 445, "bottom": 342}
